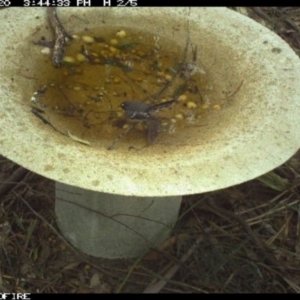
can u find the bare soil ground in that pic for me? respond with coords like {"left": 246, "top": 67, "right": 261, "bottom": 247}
{"left": 1, "top": 7, "right": 300, "bottom": 293}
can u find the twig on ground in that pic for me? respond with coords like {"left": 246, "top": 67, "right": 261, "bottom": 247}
{"left": 0, "top": 167, "right": 29, "bottom": 199}
{"left": 143, "top": 236, "right": 203, "bottom": 293}
{"left": 207, "top": 201, "right": 300, "bottom": 292}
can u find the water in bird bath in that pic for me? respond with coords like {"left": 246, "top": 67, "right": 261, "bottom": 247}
{"left": 30, "top": 26, "right": 229, "bottom": 149}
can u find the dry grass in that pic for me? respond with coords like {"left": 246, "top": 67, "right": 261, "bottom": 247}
{"left": 1, "top": 7, "right": 300, "bottom": 293}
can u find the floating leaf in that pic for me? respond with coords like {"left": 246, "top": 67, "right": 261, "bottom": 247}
{"left": 115, "top": 41, "right": 140, "bottom": 51}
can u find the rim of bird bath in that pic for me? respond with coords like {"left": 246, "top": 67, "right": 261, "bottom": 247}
{"left": 1, "top": 7, "right": 300, "bottom": 258}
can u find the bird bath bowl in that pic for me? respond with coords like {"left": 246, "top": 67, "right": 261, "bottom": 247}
{"left": 1, "top": 8, "right": 300, "bottom": 258}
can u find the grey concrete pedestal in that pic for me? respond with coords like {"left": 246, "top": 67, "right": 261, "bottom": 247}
{"left": 55, "top": 182, "right": 182, "bottom": 258}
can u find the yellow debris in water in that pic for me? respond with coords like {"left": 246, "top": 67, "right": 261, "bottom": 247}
{"left": 117, "top": 111, "right": 124, "bottom": 118}
{"left": 76, "top": 53, "right": 87, "bottom": 62}
{"left": 175, "top": 113, "right": 184, "bottom": 119}
{"left": 116, "top": 30, "right": 127, "bottom": 38}
{"left": 41, "top": 47, "right": 51, "bottom": 55}
{"left": 213, "top": 104, "right": 221, "bottom": 110}
{"left": 110, "top": 39, "right": 118, "bottom": 45}
{"left": 178, "top": 94, "right": 187, "bottom": 101}
{"left": 62, "top": 56, "right": 76, "bottom": 64}
{"left": 186, "top": 101, "right": 197, "bottom": 109}
{"left": 109, "top": 46, "right": 119, "bottom": 54}
{"left": 165, "top": 74, "right": 172, "bottom": 81}
{"left": 82, "top": 35, "right": 95, "bottom": 43}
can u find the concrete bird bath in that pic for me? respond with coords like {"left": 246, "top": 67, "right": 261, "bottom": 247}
{"left": 1, "top": 7, "right": 300, "bottom": 258}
